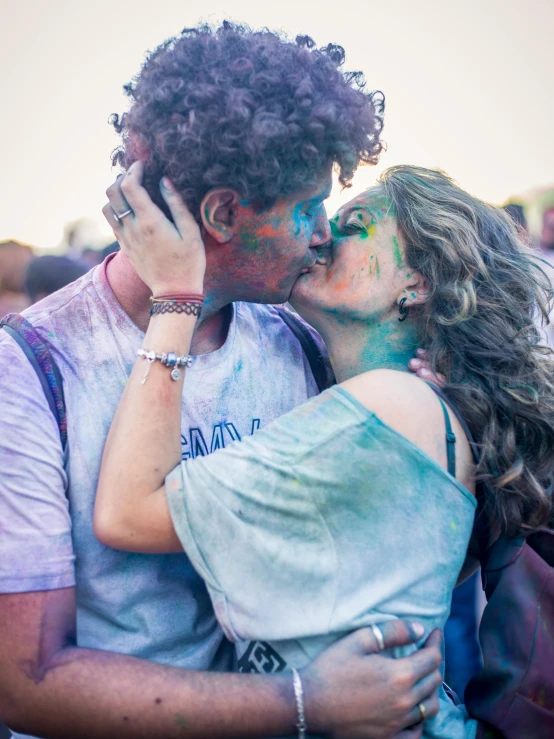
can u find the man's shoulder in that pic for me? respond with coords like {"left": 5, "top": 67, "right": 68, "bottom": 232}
{"left": 237, "top": 302, "right": 327, "bottom": 355}
{"left": 20, "top": 268, "right": 97, "bottom": 332}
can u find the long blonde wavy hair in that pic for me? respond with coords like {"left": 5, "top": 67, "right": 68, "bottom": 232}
{"left": 379, "top": 165, "right": 554, "bottom": 538}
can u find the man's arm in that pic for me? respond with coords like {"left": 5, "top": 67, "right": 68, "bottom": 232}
{"left": 0, "top": 587, "right": 441, "bottom": 739}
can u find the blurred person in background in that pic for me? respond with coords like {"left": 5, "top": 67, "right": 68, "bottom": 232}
{"left": 535, "top": 206, "right": 554, "bottom": 348}
{"left": 24, "top": 255, "right": 89, "bottom": 305}
{"left": 0, "top": 240, "right": 33, "bottom": 317}
{"left": 81, "top": 247, "right": 105, "bottom": 269}
{"left": 503, "top": 203, "right": 529, "bottom": 241}
{"left": 102, "top": 240, "right": 120, "bottom": 260}
{"left": 443, "top": 573, "right": 482, "bottom": 702}
{"left": 540, "top": 206, "right": 554, "bottom": 253}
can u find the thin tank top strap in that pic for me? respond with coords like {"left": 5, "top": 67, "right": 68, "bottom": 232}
{"left": 426, "top": 383, "right": 457, "bottom": 478}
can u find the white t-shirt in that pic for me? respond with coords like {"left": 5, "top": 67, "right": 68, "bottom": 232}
{"left": 0, "top": 255, "right": 322, "bottom": 685}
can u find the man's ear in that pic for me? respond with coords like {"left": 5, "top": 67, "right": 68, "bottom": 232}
{"left": 400, "top": 271, "right": 431, "bottom": 307}
{"left": 200, "top": 189, "right": 241, "bottom": 244}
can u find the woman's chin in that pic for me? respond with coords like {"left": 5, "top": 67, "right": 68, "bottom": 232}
{"left": 289, "top": 273, "right": 322, "bottom": 317}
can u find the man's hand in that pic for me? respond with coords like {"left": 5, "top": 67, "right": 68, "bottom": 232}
{"left": 304, "top": 622, "right": 443, "bottom": 738}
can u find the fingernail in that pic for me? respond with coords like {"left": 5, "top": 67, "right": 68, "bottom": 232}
{"left": 409, "top": 358, "right": 422, "bottom": 367}
{"left": 416, "top": 348, "right": 425, "bottom": 357}
{"left": 411, "top": 622, "right": 425, "bottom": 638}
{"left": 161, "top": 176, "right": 174, "bottom": 191}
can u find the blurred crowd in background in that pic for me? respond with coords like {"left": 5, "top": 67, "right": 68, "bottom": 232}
{"left": 0, "top": 237, "right": 119, "bottom": 318}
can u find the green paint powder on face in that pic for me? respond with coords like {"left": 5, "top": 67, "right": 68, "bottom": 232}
{"left": 406, "top": 273, "right": 412, "bottom": 279}
{"left": 175, "top": 713, "right": 188, "bottom": 730}
{"left": 329, "top": 218, "right": 341, "bottom": 239}
{"left": 375, "top": 256, "right": 380, "bottom": 276}
{"left": 392, "top": 236, "right": 403, "bottom": 269}
{"left": 241, "top": 233, "right": 258, "bottom": 252}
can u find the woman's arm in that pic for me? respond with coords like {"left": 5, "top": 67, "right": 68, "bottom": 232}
{"left": 94, "top": 164, "right": 205, "bottom": 552}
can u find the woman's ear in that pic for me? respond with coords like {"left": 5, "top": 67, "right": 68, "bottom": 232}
{"left": 400, "top": 271, "right": 430, "bottom": 308}
{"left": 200, "top": 189, "right": 241, "bottom": 244}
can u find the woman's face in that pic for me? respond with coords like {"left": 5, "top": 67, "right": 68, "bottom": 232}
{"left": 290, "top": 187, "right": 419, "bottom": 327}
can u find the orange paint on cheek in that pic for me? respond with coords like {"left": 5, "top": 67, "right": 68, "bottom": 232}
{"left": 257, "top": 222, "right": 283, "bottom": 239}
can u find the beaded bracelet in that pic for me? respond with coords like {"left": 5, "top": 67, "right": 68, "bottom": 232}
{"left": 292, "top": 669, "right": 307, "bottom": 739}
{"left": 137, "top": 348, "right": 195, "bottom": 383}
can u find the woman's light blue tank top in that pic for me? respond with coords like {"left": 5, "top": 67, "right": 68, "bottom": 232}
{"left": 166, "top": 385, "right": 478, "bottom": 738}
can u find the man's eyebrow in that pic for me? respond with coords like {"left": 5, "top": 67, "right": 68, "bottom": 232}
{"left": 305, "top": 184, "right": 333, "bottom": 204}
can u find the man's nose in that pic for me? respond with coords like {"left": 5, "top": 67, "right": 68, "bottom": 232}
{"left": 309, "top": 207, "right": 331, "bottom": 247}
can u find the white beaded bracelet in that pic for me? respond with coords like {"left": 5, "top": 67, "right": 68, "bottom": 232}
{"left": 292, "top": 668, "right": 307, "bottom": 739}
{"left": 137, "top": 349, "right": 195, "bottom": 384}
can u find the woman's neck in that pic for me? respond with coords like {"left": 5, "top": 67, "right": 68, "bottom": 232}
{"left": 321, "top": 315, "right": 420, "bottom": 384}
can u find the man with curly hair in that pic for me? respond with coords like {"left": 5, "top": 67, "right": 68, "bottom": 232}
{"left": 0, "top": 23, "right": 442, "bottom": 739}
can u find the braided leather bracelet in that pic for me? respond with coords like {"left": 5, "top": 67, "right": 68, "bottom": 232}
{"left": 150, "top": 301, "right": 202, "bottom": 317}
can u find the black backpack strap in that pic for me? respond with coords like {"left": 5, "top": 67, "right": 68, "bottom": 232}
{"left": 275, "top": 307, "right": 335, "bottom": 393}
{"left": 1, "top": 313, "right": 67, "bottom": 452}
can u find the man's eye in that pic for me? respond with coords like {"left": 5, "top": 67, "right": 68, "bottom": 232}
{"left": 305, "top": 203, "right": 324, "bottom": 219}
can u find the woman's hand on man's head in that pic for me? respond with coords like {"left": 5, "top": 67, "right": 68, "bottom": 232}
{"left": 302, "top": 621, "right": 442, "bottom": 738}
{"left": 102, "top": 161, "right": 206, "bottom": 296}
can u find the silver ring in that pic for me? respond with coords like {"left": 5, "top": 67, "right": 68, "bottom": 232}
{"left": 370, "top": 623, "right": 385, "bottom": 652}
{"left": 418, "top": 702, "right": 427, "bottom": 722}
{"left": 112, "top": 207, "right": 134, "bottom": 225}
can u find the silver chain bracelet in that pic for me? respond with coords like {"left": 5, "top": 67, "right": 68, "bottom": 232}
{"left": 137, "top": 349, "right": 195, "bottom": 384}
{"left": 292, "top": 668, "right": 307, "bottom": 739}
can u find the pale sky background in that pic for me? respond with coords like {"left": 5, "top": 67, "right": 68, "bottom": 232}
{"left": 1, "top": 0, "right": 553, "bottom": 250}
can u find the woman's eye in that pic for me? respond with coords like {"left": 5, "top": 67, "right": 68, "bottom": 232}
{"left": 343, "top": 220, "right": 366, "bottom": 234}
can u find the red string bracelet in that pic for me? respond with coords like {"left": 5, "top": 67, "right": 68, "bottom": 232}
{"left": 150, "top": 293, "right": 205, "bottom": 303}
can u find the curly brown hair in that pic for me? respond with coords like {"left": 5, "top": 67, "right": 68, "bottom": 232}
{"left": 379, "top": 165, "right": 554, "bottom": 539}
{"left": 111, "top": 22, "right": 384, "bottom": 220}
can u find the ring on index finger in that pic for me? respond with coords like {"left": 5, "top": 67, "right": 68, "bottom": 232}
{"left": 370, "top": 623, "right": 385, "bottom": 652}
{"left": 112, "top": 207, "right": 134, "bottom": 225}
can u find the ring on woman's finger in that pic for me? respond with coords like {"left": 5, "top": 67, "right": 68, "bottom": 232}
{"left": 418, "top": 703, "right": 426, "bottom": 722}
{"left": 112, "top": 207, "right": 134, "bottom": 225}
{"left": 370, "top": 623, "right": 385, "bottom": 652}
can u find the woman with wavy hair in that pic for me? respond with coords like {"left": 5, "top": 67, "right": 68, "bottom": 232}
{"left": 94, "top": 164, "right": 554, "bottom": 738}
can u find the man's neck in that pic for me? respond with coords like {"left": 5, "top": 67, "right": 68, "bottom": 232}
{"left": 319, "top": 314, "right": 419, "bottom": 384}
{"left": 105, "top": 252, "right": 232, "bottom": 355}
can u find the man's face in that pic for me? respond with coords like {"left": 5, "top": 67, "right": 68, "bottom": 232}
{"left": 541, "top": 210, "right": 554, "bottom": 250}
{"left": 227, "top": 167, "right": 333, "bottom": 304}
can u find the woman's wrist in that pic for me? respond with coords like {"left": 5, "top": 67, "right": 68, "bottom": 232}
{"left": 150, "top": 283, "right": 205, "bottom": 297}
